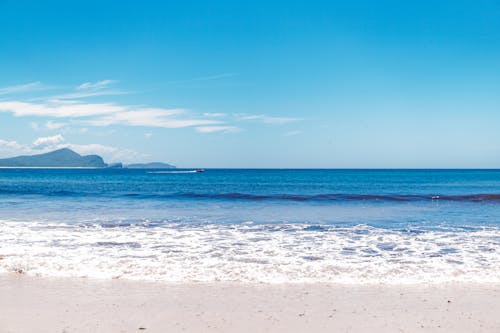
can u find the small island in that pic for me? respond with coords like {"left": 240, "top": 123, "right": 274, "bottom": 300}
{"left": 0, "top": 148, "right": 175, "bottom": 169}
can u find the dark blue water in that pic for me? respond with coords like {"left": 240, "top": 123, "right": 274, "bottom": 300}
{"left": 2, "top": 168, "right": 500, "bottom": 198}
{"left": 0, "top": 168, "right": 499, "bottom": 229}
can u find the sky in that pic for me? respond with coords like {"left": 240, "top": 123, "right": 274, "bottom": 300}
{"left": 0, "top": 0, "right": 499, "bottom": 168}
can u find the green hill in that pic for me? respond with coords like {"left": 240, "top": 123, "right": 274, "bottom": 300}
{"left": 0, "top": 148, "right": 108, "bottom": 167}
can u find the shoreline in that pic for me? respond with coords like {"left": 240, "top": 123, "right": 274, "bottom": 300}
{"left": 1, "top": 274, "right": 499, "bottom": 332}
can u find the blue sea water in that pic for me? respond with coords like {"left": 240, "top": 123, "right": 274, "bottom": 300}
{"left": 0, "top": 169, "right": 499, "bottom": 283}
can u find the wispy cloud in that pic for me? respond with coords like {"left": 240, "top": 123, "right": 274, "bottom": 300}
{"left": 84, "top": 108, "right": 220, "bottom": 128}
{"left": 1, "top": 80, "right": 299, "bottom": 135}
{"left": 237, "top": 114, "right": 301, "bottom": 124}
{"left": 195, "top": 126, "right": 241, "bottom": 133}
{"left": 190, "top": 73, "right": 239, "bottom": 81}
{"left": 0, "top": 100, "right": 220, "bottom": 129}
{"left": 284, "top": 130, "right": 303, "bottom": 137}
{"left": 77, "top": 80, "right": 117, "bottom": 91}
{"left": 49, "top": 80, "right": 131, "bottom": 100}
{"left": 0, "top": 100, "right": 127, "bottom": 118}
{"left": 45, "top": 120, "right": 67, "bottom": 130}
{"left": 0, "top": 82, "right": 47, "bottom": 95}
{"left": 51, "top": 90, "right": 131, "bottom": 100}
{"left": 0, "top": 79, "right": 228, "bottom": 131}
{"left": 203, "top": 112, "right": 227, "bottom": 117}
{"left": 166, "top": 73, "right": 239, "bottom": 85}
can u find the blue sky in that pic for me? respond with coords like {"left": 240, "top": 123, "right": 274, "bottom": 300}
{"left": 0, "top": 0, "right": 499, "bottom": 167}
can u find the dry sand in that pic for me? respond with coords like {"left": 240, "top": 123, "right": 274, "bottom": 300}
{"left": 0, "top": 274, "right": 499, "bottom": 333}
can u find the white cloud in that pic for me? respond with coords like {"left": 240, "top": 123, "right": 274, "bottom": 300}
{"left": 33, "top": 134, "right": 65, "bottom": 148}
{"left": 45, "top": 120, "right": 67, "bottom": 130}
{"left": 30, "top": 122, "right": 40, "bottom": 131}
{"left": 0, "top": 101, "right": 125, "bottom": 118}
{"left": 195, "top": 126, "right": 241, "bottom": 133}
{"left": 0, "top": 80, "right": 287, "bottom": 134}
{"left": 84, "top": 109, "right": 219, "bottom": 128}
{"left": 203, "top": 112, "right": 227, "bottom": 117}
{"left": 0, "top": 82, "right": 45, "bottom": 95}
{"left": 0, "top": 139, "right": 27, "bottom": 153}
{"left": 52, "top": 90, "right": 130, "bottom": 100}
{"left": 65, "top": 143, "right": 116, "bottom": 155}
{"left": 39, "top": 80, "right": 131, "bottom": 100}
{"left": 238, "top": 114, "right": 301, "bottom": 124}
{"left": 144, "top": 132, "right": 153, "bottom": 139}
{"left": 0, "top": 139, "right": 40, "bottom": 156}
{"left": 284, "top": 130, "right": 303, "bottom": 137}
{"left": 77, "top": 80, "right": 117, "bottom": 91}
{"left": 0, "top": 100, "right": 219, "bottom": 129}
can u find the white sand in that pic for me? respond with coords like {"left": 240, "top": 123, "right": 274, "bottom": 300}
{"left": 0, "top": 274, "right": 499, "bottom": 333}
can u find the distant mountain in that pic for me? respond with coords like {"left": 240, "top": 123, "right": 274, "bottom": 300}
{"left": 126, "top": 162, "right": 176, "bottom": 169}
{"left": 0, "top": 148, "right": 108, "bottom": 168}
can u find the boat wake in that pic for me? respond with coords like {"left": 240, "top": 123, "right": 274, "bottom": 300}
{"left": 147, "top": 170, "right": 200, "bottom": 174}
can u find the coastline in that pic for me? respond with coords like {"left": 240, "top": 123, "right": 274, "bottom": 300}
{"left": 1, "top": 274, "right": 499, "bottom": 332}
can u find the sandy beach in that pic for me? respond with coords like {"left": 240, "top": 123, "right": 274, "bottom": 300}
{"left": 0, "top": 275, "right": 499, "bottom": 333}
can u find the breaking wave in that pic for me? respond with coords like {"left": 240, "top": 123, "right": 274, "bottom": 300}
{"left": 1, "top": 220, "right": 499, "bottom": 283}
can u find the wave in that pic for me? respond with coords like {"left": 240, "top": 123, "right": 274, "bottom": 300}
{"left": 1, "top": 221, "right": 499, "bottom": 283}
{"left": 111, "top": 192, "right": 500, "bottom": 203}
{"left": 179, "top": 193, "right": 500, "bottom": 202}
{"left": 2, "top": 188, "right": 500, "bottom": 203}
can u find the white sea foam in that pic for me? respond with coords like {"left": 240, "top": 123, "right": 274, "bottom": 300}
{"left": 0, "top": 220, "right": 499, "bottom": 284}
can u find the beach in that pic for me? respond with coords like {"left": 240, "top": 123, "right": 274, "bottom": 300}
{"left": 1, "top": 169, "right": 500, "bottom": 332}
{"left": 2, "top": 0, "right": 499, "bottom": 330}
{"left": 1, "top": 275, "right": 499, "bottom": 333}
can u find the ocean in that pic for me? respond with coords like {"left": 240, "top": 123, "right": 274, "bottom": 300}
{"left": 0, "top": 168, "right": 499, "bottom": 283}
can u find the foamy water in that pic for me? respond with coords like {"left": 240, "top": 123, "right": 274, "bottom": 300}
{"left": 1, "top": 220, "right": 499, "bottom": 283}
